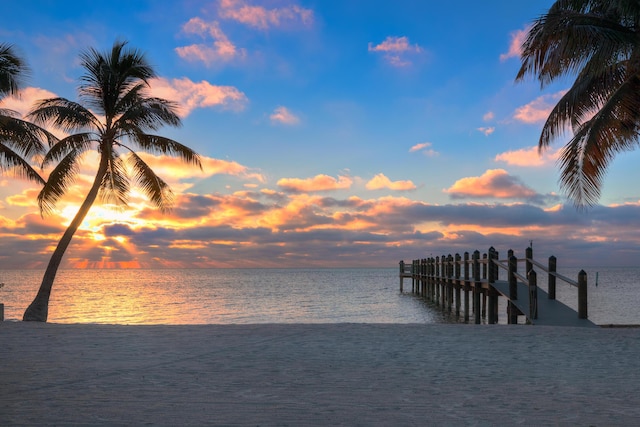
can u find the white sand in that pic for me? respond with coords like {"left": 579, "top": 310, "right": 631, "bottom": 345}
{"left": 1, "top": 322, "right": 639, "bottom": 426}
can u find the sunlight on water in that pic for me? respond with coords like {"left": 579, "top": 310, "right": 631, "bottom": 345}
{"left": 0, "top": 268, "right": 442, "bottom": 324}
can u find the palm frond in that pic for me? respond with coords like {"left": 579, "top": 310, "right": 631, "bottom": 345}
{"left": 0, "top": 114, "right": 56, "bottom": 158}
{"left": 124, "top": 133, "right": 202, "bottom": 168}
{"left": 28, "top": 98, "right": 101, "bottom": 133}
{"left": 126, "top": 150, "right": 174, "bottom": 212}
{"left": 37, "top": 148, "right": 83, "bottom": 215}
{"left": 99, "top": 152, "right": 130, "bottom": 207}
{"left": 42, "top": 133, "right": 95, "bottom": 167}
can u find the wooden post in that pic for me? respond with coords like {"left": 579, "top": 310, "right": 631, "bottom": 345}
{"left": 464, "top": 252, "right": 471, "bottom": 323}
{"left": 578, "top": 270, "right": 588, "bottom": 319}
{"left": 529, "top": 269, "right": 538, "bottom": 320}
{"left": 474, "top": 250, "right": 481, "bottom": 324}
{"left": 447, "top": 254, "right": 453, "bottom": 313}
{"left": 435, "top": 256, "right": 440, "bottom": 306}
{"left": 455, "top": 253, "right": 461, "bottom": 317}
{"left": 0, "top": 303, "right": 3, "bottom": 322}
{"left": 508, "top": 254, "right": 518, "bottom": 324}
{"left": 441, "top": 254, "right": 446, "bottom": 308}
{"left": 548, "top": 255, "right": 556, "bottom": 300}
{"left": 399, "top": 260, "right": 404, "bottom": 292}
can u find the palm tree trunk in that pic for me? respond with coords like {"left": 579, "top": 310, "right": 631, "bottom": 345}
{"left": 23, "top": 155, "right": 108, "bottom": 322}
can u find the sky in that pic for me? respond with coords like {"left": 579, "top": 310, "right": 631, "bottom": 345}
{"left": 2, "top": 0, "right": 640, "bottom": 270}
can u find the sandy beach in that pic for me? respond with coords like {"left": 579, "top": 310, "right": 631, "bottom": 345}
{"left": 1, "top": 322, "right": 639, "bottom": 426}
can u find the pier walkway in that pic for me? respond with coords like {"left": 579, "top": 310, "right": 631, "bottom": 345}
{"left": 400, "top": 246, "right": 596, "bottom": 327}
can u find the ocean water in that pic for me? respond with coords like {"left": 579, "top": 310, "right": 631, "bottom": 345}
{"left": 0, "top": 267, "right": 638, "bottom": 325}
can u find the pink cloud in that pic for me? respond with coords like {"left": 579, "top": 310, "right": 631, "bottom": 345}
{"left": 277, "top": 174, "right": 353, "bottom": 192}
{"left": 409, "top": 142, "right": 438, "bottom": 156}
{"left": 500, "top": 27, "right": 529, "bottom": 62}
{"left": 0, "top": 87, "right": 57, "bottom": 117}
{"left": 219, "top": 0, "right": 313, "bottom": 29}
{"left": 483, "top": 111, "right": 495, "bottom": 122}
{"left": 175, "top": 18, "right": 246, "bottom": 65}
{"left": 444, "top": 169, "right": 538, "bottom": 200}
{"left": 368, "top": 36, "right": 423, "bottom": 67}
{"left": 365, "top": 173, "right": 416, "bottom": 191}
{"left": 477, "top": 127, "right": 495, "bottom": 136}
{"left": 270, "top": 106, "right": 300, "bottom": 125}
{"left": 149, "top": 77, "right": 247, "bottom": 117}
{"left": 495, "top": 146, "right": 560, "bottom": 167}
{"left": 514, "top": 91, "right": 566, "bottom": 124}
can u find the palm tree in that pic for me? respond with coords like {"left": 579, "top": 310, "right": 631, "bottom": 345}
{"left": 516, "top": 0, "right": 640, "bottom": 207}
{"left": 1, "top": 43, "right": 55, "bottom": 184}
{"left": 23, "top": 40, "right": 202, "bottom": 322}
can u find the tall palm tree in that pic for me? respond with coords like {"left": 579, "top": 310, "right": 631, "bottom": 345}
{"left": 0, "top": 43, "right": 55, "bottom": 184}
{"left": 23, "top": 40, "right": 201, "bottom": 322}
{"left": 516, "top": 0, "right": 640, "bottom": 207}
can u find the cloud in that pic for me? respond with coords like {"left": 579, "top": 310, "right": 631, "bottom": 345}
{"left": 0, "top": 87, "right": 57, "bottom": 117}
{"left": 218, "top": 0, "right": 313, "bottom": 29}
{"left": 477, "top": 127, "right": 495, "bottom": 136}
{"left": 483, "top": 111, "right": 495, "bottom": 122}
{"left": 444, "top": 169, "right": 539, "bottom": 200}
{"left": 368, "top": 36, "right": 423, "bottom": 67}
{"left": 514, "top": 90, "right": 567, "bottom": 124}
{"left": 175, "top": 17, "right": 246, "bottom": 65}
{"left": 149, "top": 77, "right": 247, "bottom": 117}
{"left": 277, "top": 174, "right": 353, "bottom": 192}
{"left": 495, "top": 146, "right": 561, "bottom": 167}
{"left": 270, "top": 106, "right": 300, "bottom": 125}
{"left": 365, "top": 173, "right": 416, "bottom": 191}
{"left": 500, "top": 27, "right": 529, "bottom": 62}
{"left": 409, "top": 142, "right": 438, "bottom": 156}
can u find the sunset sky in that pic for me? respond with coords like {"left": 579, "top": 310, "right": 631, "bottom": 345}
{"left": 2, "top": 0, "right": 640, "bottom": 269}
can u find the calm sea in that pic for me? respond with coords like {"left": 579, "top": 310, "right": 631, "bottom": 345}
{"left": 0, "top": 267, "right": 638, "bottom": 325}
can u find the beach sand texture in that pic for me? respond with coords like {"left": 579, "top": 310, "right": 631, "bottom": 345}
{"left": 1, "top": 322, "right": 639, "bottom": 426}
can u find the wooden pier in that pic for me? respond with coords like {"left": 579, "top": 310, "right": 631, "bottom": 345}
{"left": 399, "top": 246, "right": 596, "bottom": 327}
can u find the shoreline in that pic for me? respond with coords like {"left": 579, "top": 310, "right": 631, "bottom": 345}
{"left": 2, "top": 322, "right": 640, "bottom": 425}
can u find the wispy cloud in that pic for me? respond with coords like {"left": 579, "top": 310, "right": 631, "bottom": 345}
{"left": 175, "top": 17, "right": 246, "bottom": 66}
{"left": 270, "top": 106, "right": 300, "bottom": 125}
{"left": 0, "top": 87, "right": 57, "bottom": 117}
{"left": 500, "top": 26, "right": 529, "bottom": 62}
{"left": 495, "top": 146, "right": 560, "bottom": 167}
{"left": 277, "top": 174, "right": 353, "bottom": 192}
{"left": 150, "top": 77, "right": 247, "bottom": 117}
{"left": 409, "top": 142, "right": 438, "bottom": 156}
{"left": 513, "top": 90, "right": 566, "bottom": 124}
{"left": 219, "top": 0, "right": 313, "bottom": 29}
{"left": 368, "top": 36, "right": 423, "bottom": 67}
{"left": 444, "top": 169, "right": 538, "bottom": 200}
{"left": 365, "top": 173, "right": 416, "bottom": 191}
{"left": 477, "top": 127, "right": 495, "bottom": 136}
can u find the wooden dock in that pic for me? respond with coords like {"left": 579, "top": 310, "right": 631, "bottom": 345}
{"left": 400, "top": 246, "right": 596, "bottom": 327}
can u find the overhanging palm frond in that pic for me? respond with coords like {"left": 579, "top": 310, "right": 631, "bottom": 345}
{"left": 0, "top": 43, "right": 28, "bottom": 97}
{"left": 116, "top": 96, "right": 182, "bottom": 131}
{"left": 0, "top": 114, "right": 57, "bottom": 156}
{"left": 0, "top": 143, "right": 45, "bottom": 184}
{"left": 42, "top": 133, "right": 95, "bottom": 166}
{"left": 127, "top": 150, "right": 174, "bottom": 212}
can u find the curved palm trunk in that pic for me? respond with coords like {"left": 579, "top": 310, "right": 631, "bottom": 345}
{"left": 23, "top": 155, "right": 108, "bottom": 322}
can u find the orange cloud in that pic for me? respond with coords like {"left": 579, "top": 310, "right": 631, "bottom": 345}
{"left": 366, "top": 173, "right": 416, "bottom": 191}
{"left": 444, "top": 169, "right": 538, "bottom": 199}
{"left": 219, "top": 0, "right": 313, "bottom": 29}
{"left": 500, "top": 27, "right": 529, "bottom": 62}
{"left": 277, "top": 174, "right": 353, "bottom": 192}
{"left": 514, "top": 90, "right": 566, "bottom": 124}
{"left": 495, "top": 146, "right": 560, "bottom": 167}
{"left": 270, "top": 106, "right": 300, "bottom": 125}
{"left": 150, "top": 77, "right": 247, "bottom": 117}
{"left": 368, "top": 36, "right": 423, "bottom": 67}
{"left": 175, "top": 17, "right": 246, "bottom": 65}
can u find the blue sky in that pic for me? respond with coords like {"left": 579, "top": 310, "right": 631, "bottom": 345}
{"left": 2, "top": 0, "right": 640, "bottom": 269}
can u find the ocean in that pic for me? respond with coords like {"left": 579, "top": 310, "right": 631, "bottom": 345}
{"left": 0, "top": 267, "right": 639, "bottom": 325}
